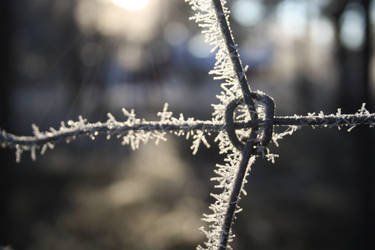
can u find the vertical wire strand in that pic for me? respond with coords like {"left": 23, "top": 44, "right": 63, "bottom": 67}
{"left": 218, "top": 136, "right": 256, "bottom": 250}
{"left": 211, "top": 0, "right": 257, "bottom": 118}
{"left": 212, "top": 0, "right": 260, "bottom": 249}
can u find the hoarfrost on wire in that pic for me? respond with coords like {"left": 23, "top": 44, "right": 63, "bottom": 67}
{"left": 1, "top": 0, "right": 375, "bottom": 249}
{"left": 186, "top": 0, "right": 375, "bottom": 249}
{"left": 186, "top": 0, "right": 258, "bottom": 249}
{"left": 0, "top": 104, "right": 212, "bottom": 163}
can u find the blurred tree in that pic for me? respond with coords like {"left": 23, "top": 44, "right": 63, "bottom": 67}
{"left": 0, "top": 0, "right": 12, "bottom": 247}
{"left": 328, "top": 0, "right": 374, "bottom": 249}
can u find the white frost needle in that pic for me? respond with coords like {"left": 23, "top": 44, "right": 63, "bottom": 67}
{"left": 0, "top": 104, "right": 215, "bottom": 163}
{"left": 186, "top": 0, "right": 256, "bottom": 248}
{"left": 1, "top": 1, "right": 375, "bottom": 249}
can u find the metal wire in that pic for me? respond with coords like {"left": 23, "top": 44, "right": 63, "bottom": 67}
{"left": 0, "top": 1, "right": 374, "bottom": 250}
{"left": 1, "top": 112, "right": 375, "bottom": 148}
{"left": 211, "top": 0, "right": 265, "bottom": 248}
{"left": 0, "top": 1, "right": 375, "bottom": 249}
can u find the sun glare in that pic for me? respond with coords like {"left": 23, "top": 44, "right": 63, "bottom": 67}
{"left": 112, "top": 0, "right": 150, "bottom": 11}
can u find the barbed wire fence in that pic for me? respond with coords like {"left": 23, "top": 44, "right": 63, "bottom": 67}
{"left": 1, "top": 0, "right": 375, "bottom": 249}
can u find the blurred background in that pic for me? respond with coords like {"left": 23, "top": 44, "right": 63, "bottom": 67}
{"left": 0, "top": 0, "right": 375, "bottom": 249}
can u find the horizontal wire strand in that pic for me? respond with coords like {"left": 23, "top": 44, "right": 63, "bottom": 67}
{"left": 1, "top": 112, "right": 375, "bottom": 147}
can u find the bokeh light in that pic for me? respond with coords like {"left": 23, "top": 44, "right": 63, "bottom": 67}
{"left": 340, "top": 3, "right": 365, "bottom": 50}
{"left": 75, "top": 0, "right": 161, "bottom": 43}
{"left": 188, "top": 34, "right": 211, "bottom": 58}
{"left": 232, "top": 0, "right": 264, "bottom": 27}
{"left": 4, "top": 1, "right": 375, "bottom": 250}
{"left": 276, "top": 0, "right": 308, "bottom": 39}
{"left": 112, "top": 0, "right": 149, "bottom": 11}
{"left": 310, "top": 17, "right": 334, "bottom": 47}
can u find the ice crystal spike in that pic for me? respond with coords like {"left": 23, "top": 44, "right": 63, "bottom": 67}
{"left": 186, "top": 0, "right": 255, "bottom": 248}
{"left": 0, "top": 104, "right": 219, "bottom": 162}
{"left": 1, "top": 2, "right": 375, "bottom": 249}
{"left": 1, "top": 104, "right": 374, "bottom": 164}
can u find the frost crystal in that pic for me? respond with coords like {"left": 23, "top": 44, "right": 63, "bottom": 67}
{"left": 1, "top": 1, "right": 375, "bottom": 249}
{"left": 0, "top": 104, "right": 214, "bottom": 163}
{"left": 186, "top": 0, "right": 258, "bottom": 248}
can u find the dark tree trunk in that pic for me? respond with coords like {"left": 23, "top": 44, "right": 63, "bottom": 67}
{"left": 357, "top": 2, "right": 374, "bottom": 249}
{"left": 0, "top": 0, "right": 13, "bottom": 247}
{"left": 333, "top": 1, "right": 374, "bottom": 249}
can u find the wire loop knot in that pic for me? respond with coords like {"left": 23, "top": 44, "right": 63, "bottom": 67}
{"left": 225, "top": 92, "right": 275, "bottom": 151}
